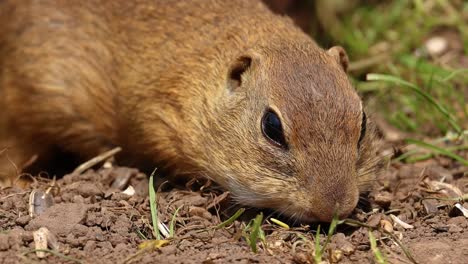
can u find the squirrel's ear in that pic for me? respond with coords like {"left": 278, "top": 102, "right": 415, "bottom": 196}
{"left": 327, "top": 46, "right": 349, "bottom": 72}
{"left": 227, "top": 50, "right": 261, "bottom": 91}
{"left": 227, "top": 56, "right": 252, "bottom": 90}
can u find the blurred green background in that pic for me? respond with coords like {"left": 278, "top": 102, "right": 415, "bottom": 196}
{"left": 264, "top": 0, "right": 467, "bottom": 164}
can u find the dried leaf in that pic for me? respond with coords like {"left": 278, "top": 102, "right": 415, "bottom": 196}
{"left": 422, "top": 178, "right": 463, "bottom": 198}
{"left": 390, "top": 214, "right": 414, "bottom": 229}
{"left": 454, "top": 203, "right": 468, "bottom": 218}
{"left": 122, "top": 185, "right": 135, "bottom": 196}
{"left": 138, "top": 240, "right": 170, "bottom": 250}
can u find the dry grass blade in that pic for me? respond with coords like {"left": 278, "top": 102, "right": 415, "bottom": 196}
{"left": 206, "top": 191, "right": 230, "bottom": 210}
{"left": 22, "top": 249, "right": 82, "bottom": 264}
{"left": 390, "top": 215, "right": 414, "bottom": 229}
{"left": 73, "top": 147, "right": 122, "bottom": 174}
{"left": 383, "top": 230, "right": 418, "bottom": 264}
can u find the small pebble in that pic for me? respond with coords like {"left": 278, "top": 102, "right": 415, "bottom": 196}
{"left": 15, "top": 215, "right": 31, "bottom": 226}
{"left": 367, "top": 214, "right": 382, "bottom": 227}
{"left": 374, "top": 192, "right": 393, "bottom": 208}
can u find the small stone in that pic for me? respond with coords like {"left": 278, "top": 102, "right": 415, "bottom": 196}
{"left": 0, "top": 234, "right": 10, "bottom": 251}
{"left": 330, "top": 249, "right": 343, "bottom": 263}
{"left": 341, "top": 242, "right": 355, "bottom": 256}
{"left": 370, "top": 230, "right": 381, "bottom": 240}
{"left": 84, "top": 240, "right": 96, "bottom": 251}
{"left": 188, "top": 206, "right": 212, "bottom": 220}
{"left": 160, "top": 245, "right": 177, "bottom": 255}
{"left": 97, "top": 241, "right": 113, "bottom": 250}
{"left": 95, "top": 232, "right": 106, "bottom": 242}
{"left": 72, "top": 195, "right": 85, "bottom": 203}
{"left": 15, "top": 215, "right": 31, "bottom": 226}
{"left": 110, "top": 167, "right": 139, "bottom": 190}
{"left": 380, "top": 219, "right": 394, "bottom": 233}
{"left": 76, "top": 182, "right": 103, "bottom": 197}
{"left": 114, "top": 243, "right": 128, "bottom": 253}
{"left": 447, "top": 216, "right": 467, "bottom": 227}
{"left": 425, "top": 36, "right": 448, "bottom": 56}
{"left": 374, "top": 192, "right": 393, "bottom": 208}
{"left": 448, "top": 225, "right": 463, "bottom": 233}
{"left": 425, "top": 165, "right": 453, "bottom": 181}
{"left": 333, "top": 233, "right": 355, "bottom": 256}
{"left": 431, "top": 224, "right": 449, "bottom": 233}
{"left": 422, "top": 199, "right": 439, "bottom": 214}
{"left": 367, "top": 214, "right": 382, "bottom": 227}
{"left": 425, "top": 216, "right": 440, "bottom": 224}
{"left": 21, "top": 231, "right": 34, "bottom": 243}
{"left": 293, "top": 252, "right": 310, "bottom": 264}
{"left": 111, "top": 192, "right": 132, "bottom": 201}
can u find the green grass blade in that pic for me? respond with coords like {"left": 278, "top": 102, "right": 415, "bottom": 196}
{"left": 441, "top": 68, "right": 468, "bottom": 82}
{"left": 148, "top": 168, "right": 161, "bottom": 240}
{"left": 367, "top": 73, "right": 462, "bottom": 133}
{"left": 369, "top": 231, "right": 386, "bottom": 264}
{"left": 314, "top": 225, "right": 322, "bottom": 263}
{"left": 322, "top": 214, "right": 340, "bottom": 252}
{"left": 405, "top": 138, "right": 468, "bottom": 166}
{"left": 215, "top": 208, "right": 245, "bottom": 229}
{"left": 135, "top": 229, "right": 148, "bottom": 240}
{"left": 248, "top": 212, "right": 263, "bottom": 253}
{"left": 270, "top": 218, "right": 290, "bottom": 229}
{"left": 169, "top": 205, "right": 183, "bottom": 238}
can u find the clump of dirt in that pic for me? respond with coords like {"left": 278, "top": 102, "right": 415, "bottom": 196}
{"left": 0, "top": 144, "right": 467, "bottom": 263}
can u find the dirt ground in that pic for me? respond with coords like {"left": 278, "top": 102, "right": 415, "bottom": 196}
{"left": 1, "top": 1, "right": 467, "bottom": 262}
{"left": 0, "top": 135, "right": 467, "bottom": 264}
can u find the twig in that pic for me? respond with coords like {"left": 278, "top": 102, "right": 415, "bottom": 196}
{"left": 349, "top": 53, "right": 391, "bottom": 72}
{"left": 0, "top": 191, "right": 29, "bottom": 200}
{"left": 73, "top": 147, "right": 122, "bottom": 174}
{"left": 206, "top": 191, "right": 230, "bottom": 210}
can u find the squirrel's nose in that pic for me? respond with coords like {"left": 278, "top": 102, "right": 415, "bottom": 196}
{"left": 315, "top": 183, "right": 360, "bottom": 222}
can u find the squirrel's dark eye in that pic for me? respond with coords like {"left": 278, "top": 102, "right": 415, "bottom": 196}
{"left": 358, "top": 112, "right": 367, "bottom": 148}
{"left": 261, "top": 109, "right": 288, "bottom": 149}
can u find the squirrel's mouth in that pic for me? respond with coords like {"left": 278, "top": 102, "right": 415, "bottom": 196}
{"left": 277, "top": 197, "right": 358, "bottom": 223}
{"left": 291, "top": 208, "right": 353, "bottom": 223}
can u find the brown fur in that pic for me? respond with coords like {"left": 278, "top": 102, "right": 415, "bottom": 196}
{"left": 0, "top": 0, "right": 380, "bottom": 222}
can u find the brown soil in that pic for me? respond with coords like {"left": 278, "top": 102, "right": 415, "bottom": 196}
{"left": 1, "top": 138, "right": 467, "bottom": 264}
{"left": 3, "top": 1, "right": 466, "bottom": 263}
